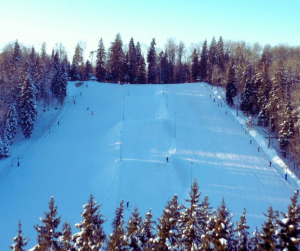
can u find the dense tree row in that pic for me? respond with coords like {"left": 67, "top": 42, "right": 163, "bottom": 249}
{"left": 0, "top": 41, "right": 69, "bottom": 157}
{"left": 8, "top": 179, "right": 300, "bottom": 250}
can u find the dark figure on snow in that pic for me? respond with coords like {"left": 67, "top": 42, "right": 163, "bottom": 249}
{"left": 80, "top": 92, "right": 82, "bottom": 96}
{"left": 91, "top": 111, "right": 94, "bottom": 115}
{"left": 250, "top": 140, "right": 252, "bottom": 144}
{"left": 166, "top": 157, "right": 169, "bottom": 162}
{"left": 87, "top": 107, "right": 89, "bottom": 110}
{"left": 74, "top": 100, "right": 76, "bottom": 105}
{"left": 86, "top": 84, "right": 88, "bottom": 88}
{"left": 127, "top": 202, "right": 129, "bottom": 208}
{"left": 269, "top": 161, "right": 271, "bottom": 167}
{"left": 258, "top": 147, "right": 260, "bottom": 152}
{"left": 58, "top": 121, "right": 60, "bottom": 126}
{"left": 213, "top": 99, "right": 215, "bottom": 102}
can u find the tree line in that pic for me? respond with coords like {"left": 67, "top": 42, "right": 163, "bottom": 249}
{"left": 8, "top": 179, "right": 300, "bottom": 251}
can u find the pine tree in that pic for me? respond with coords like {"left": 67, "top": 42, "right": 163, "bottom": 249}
{"left": 210, "top": 198, "right": 235, "bottom": 251}
{"left": 191, "top": 49, "right": 199, "bottom": 82}
{"left": 279, "top": 84, "right": 294, "bottom": 156}
{"left": 70, "top": 62, "right": 78, "bottom": 81}
{"left": 3, "top": 133, "right": 10, "bottom": 157}
{"left": 136, "top": 56, "right": 146, "bottom": 84}
{"left": 178, "top": 178, "right": 202, "bottom": 250}
{"left": 109, "top": 33, "right": 124, "bottom": 83}
{"left": 5, "top": 104, "right": 18, "bottom": 145}
{"left": 217, "top": 37, "right": 225, "bottom": 72}
{"left": 147, "top": 38, "right": 157, "bottom": 84}
{"left": 95, "top": 38, "right": 106, "bottom": 82}
{"left": 121, "top": 51, "right": 130, "bottom": 83}
{"left": 277, "top": 192, "right": 300, "bottom": 250}
{"left": 125, "top": 207, "right": 143, "bottom": 250}
{"left": 85, "top": 60, "right": 93, "bottom": 80}
{"left": 107, "top": 199, "right": 126, "bottom": 250}
{"left": 33, "top": 196, "right": 62, "bottom": 251}
{"left": 19, "top": 72, "right": 37, "bottom": 138}
{"left": 140, "top": 208, "right": 155, "bottom": 250}
{"left": 258, "top": 206, "right": 278, "bottom": 251}
{"left": 59, "top": 221, "right": 72, "bottom": 251}
{"left": 235, "top": 208, "right": 251, "bottom": 251}
{"left": 10, "top": 221, "right": 29, "bottom": 251}
{"left": 240, "top": 65, "right": 254, "bottom": 115}
{"left": 199, "top": 40, "right": 208, "bottom": 82}
{"left": 226, "top": 60, "right": 237, "bottom": 106}
{"left": 129, "top": 37, "right": 137, "bottom": 83}
{"left": 73, "top": 195, "right": 106, "bottom": 250}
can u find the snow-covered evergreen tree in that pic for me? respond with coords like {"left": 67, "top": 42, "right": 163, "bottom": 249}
{"left": 72, "top": 194, "right": 106, "bottom": 250}
{"left": 33, "top": 196, "right": 62, "bottom": 251}
{"left": 107, "top": 199, "right": 126, "bottom": 250}
{"left": 235, "top": 208, "right": 251, "bottom": 251}
{"left": 3, "top": 133, "right": 11, "bottom": 157}
{"left": 147, "top": 38, "right": 157, "bottom": 84}
{"left": 226, "top": 60, "right": 237, "bottom": 106}
{"left": 124, "top": 206, "right": 143, "bottom": 250}
{"left": 277, "top": 192, "right": 300, "bottom": 250}
{"left": 139, "top": 208, "right": 155, "bottom": 250}
{"left": 10, "top": 221, "right": 29, "bottom": 251}
{"left": 240, "top": 65, "right": 253, "bottom": 115}
{"left": 4, "top": 104, "right": 18, "bottom": 145}
{"left": 210, "top": 198, "right": 235, "bottom": 251}
{"left": 95, "top": 38, "right": 106, "bottom": 82}
{"left": 258, "top": 206, "right": 278, "bottom": 251}
{"left": 59, "top": 221, "right": 73, "bottom": 251}
{"left": 178, "top": 178, "right": 202, "bottom": 250}
{"left": 19, "top": 72, "right": 37, "bottom": 138}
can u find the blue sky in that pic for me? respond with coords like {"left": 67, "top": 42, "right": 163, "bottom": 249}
{"left": 0, "top": 0, "right": 299, "bottom": 59}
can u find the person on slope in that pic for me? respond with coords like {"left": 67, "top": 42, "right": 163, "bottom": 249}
{"left": 166, "top": 157, "right": 169, "bottom": 162}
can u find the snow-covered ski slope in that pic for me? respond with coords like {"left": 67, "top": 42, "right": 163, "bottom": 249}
{"left": 0, "top": 82, "right": 298, "bottom": 249}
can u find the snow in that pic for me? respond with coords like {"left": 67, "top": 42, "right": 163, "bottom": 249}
{"left": 0, "top": 82, "right": 298, "bottom": 249}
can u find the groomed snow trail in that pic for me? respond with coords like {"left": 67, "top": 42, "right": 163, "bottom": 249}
{"left": 0, "top": 82, "right": 296, "bottom": 249}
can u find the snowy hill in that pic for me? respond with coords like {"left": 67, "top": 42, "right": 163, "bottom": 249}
{"left": 0, "top": 81, "right": 298, "bottom": 249}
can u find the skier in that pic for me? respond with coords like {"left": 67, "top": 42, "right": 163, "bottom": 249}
{"left": 58, "top": 121, "right": 60, "bottom": 126}
{"left": 74, "top": 100, "right": 76, "bottom": 105}
{"left": 269, "top": 161, "right": 271, "bottom": 167}
{"left": 87, "top": 107, "right": 89, "bottom": 110}
{"left": 225, "top": 111, "right": 227, "bottom": 115}
{"left": 285, "top": 173, "right": 287, "bottom": 180}
{"left": 166, "top": 157, "right": 169, "bottom": 162}
{"left": 213, "top": 99, "right": 215, "bottom": 102}
{"left": 258, "top": 147, "right": 260, "bottom": 152}
{"left": 80, "top": 92, "right": 82, "bottom": 96}
{"left": 86, "top": 84, "right": 88, "bottom": 88}
{"left": 250, "top": 140, "right": 252, "bottom": 144}
{"left": 127, "top": 202, "right": 129, "bottom": 208}
{"left": 91, "top": 111, "right": 94, "bottom": 115}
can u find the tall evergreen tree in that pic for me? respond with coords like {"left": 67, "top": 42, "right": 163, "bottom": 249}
{"left": 226, "top": 60, "right": 237, "bottom": 106}
{"left": 33, "top": 196, "right": 62, "bottom": 251}
{"left": 10, "top": 221, "right": 29, "bottom": 251}
{"left": 5, "top": 104, "right": 18, "bottom": 145}
{"left": 95, "top": 38, "right": 106, "bottom": 82}
{"left": 19, "top": 72, "right": 37, "bottom": 138}
{"left": 235, "top": 208, "right": 251, "bottom": 251}
{"left": 73, "top": 194, "right": 106, "bottom": 250}
{"left": 199, "top": 40, "right": 208, "bottom": 81}
{"left": 125, "top": 207, "right": 143, "bottom": 250}
{"left": 191, "top": 49, "right": 199, "bottom": 82}
{"left": 84, "top": 60, "right": 93, "bottom": 80}
{"left": 59, "top": 221, "right": 72, "bottom": 251}
{"left": 136, "top": 56, "right": 146, "bottom": 84}
{"left": 107, "top": 200, "right": 126, "bottom": 250}
{"left": 128, "top": 37, "right": 137, "bottom": 83}
{"left": 240, "top": 65, "right": 254, "bottom": 115}
{"left": 147, "top": 38, "right": 157, "bottom": 83}
{"left": 140, "top": 208, "right": 155, "bottom": 250}
{"left": 277, "top": 192, "right": 300, "bottom": 250}
{"left": 217, "top": 37, "right": 225, "bottom": 72}
{"left": 109, "top": 33, "right": 124, "bottom": 83}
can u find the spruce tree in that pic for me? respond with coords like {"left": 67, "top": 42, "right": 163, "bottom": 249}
{"left": 95, "top": 38, "right": 106, "bottom": 82}
{"left": 3, "top": 133, "right": 10, "bottom": 157}
{"left": 10, "top": 221, "right": 29, "bottom": 251}
{"left": 125, "top": 207, "right": 143, "bottom": 250}
{"left": 178, "top": 178, "right": 202, "bottom": 250}
{"left": 0, "top": 136, "right": 4, "bottom": 158}
{"left": 258, "top": 206, "right": 278, "bottom": 251}
{"left": 59, "top": 221, "right": 72, "bottom": 251}
{"left": 147, "top": 38, "right": 157, "bottom": 84}
{"left": 199, "top": 40, "right": 208, "bottom": 81}
{"left": 210, "top": 198, "right": 235, "bottom": 251}
{"left": 240, "top": 65, "right": 254, "bottom": 115}
{"left": 5, "top": 104, "right": 18, "bottom": 145}
{"left": 136, "top": 56, "right": 146, "bottom": 84}
{"left": 226, "top": 60, "right": 237, "bottom": 106}
{"left": 217, "top": 37, "right": 225, "bottom": 72}
{"left": 140, "top": 208, "right": 155, "bottom": 250}
{"left": 235, "top": 208, "right": 251, "bottom": 251}
{"left": 191, "top": 49, "right": 199, "bottom": 82}
{"left": 129, "top": 37, "right": 137, "bottom": 83}
{"left": 33, "top": 196, "right": 62, "bottom": 251}
{"left": 277, "top": 192, "right": 300, "bottom": 250}
{"left": 107, "top": 199, "right": 126, "bottom": 250}
{"left": 84, "top": 60, "right": 93, "bottom": 80}
{"left": 19, "top": 72, "right": 37, "bottom": 138}
{"left": 109, "top": 33, "right": 124, "bottom": 83}
{"left": 208, "top": 37, "right": 217, "bottom": 83}
{"left": 72, "top": 194, "right": 106, "bottom": 250}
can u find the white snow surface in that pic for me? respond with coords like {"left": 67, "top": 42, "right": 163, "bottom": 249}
{"left": 0, "top": 82, "right": 298, "bottom": 249}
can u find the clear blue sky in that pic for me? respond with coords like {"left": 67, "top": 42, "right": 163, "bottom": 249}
{"left": 0, "top": 0, "right": 299, "bottom": 59}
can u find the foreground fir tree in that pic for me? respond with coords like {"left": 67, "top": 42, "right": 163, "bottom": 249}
{"left": 155, "top": 194, "right": 181, "bottom": 250}
{"left": 235, "top": 208, "right": 251, "bottom": 251}
{"left": 139, "top": 208, "right": 155, "bottom": 250}
{"left": 277, "top": 192, "right": 300, "bottom": 250}
{"left": 10, "top": 221, "right": 29, "bottom": 251}
{"left": 72, "top": 194, "right": 106, "bottom": 250}
{"left": 225, "top": 60, "right": 237, "bottom": 106}
{"left": 33, "top": 196, "right": 62, "bottom": 251}
{"left": 199, "top": 195, "right": 214, "bottom": 250}
{"left": 178, "top": 178, "right": 202, "bottom": 250}
{"left": 210, "top": 198, "right": 235, "bottom": 251}
{"left": 107, "top": 199, "right": 126, "bottom": 250}
{"left": 258, "top": 206, "right": 278, "bottom": 251}
{"left": 59, "top": 221, "right": 73, "bottom": 251}
{"left": 96, "top": 38, "right": 106, "bottom": 82}
{"left": 19, "top": 73, "right": 37, "bottom": 138}
{"left": 125, "top": 207, "right": 143, "bottom": 250}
